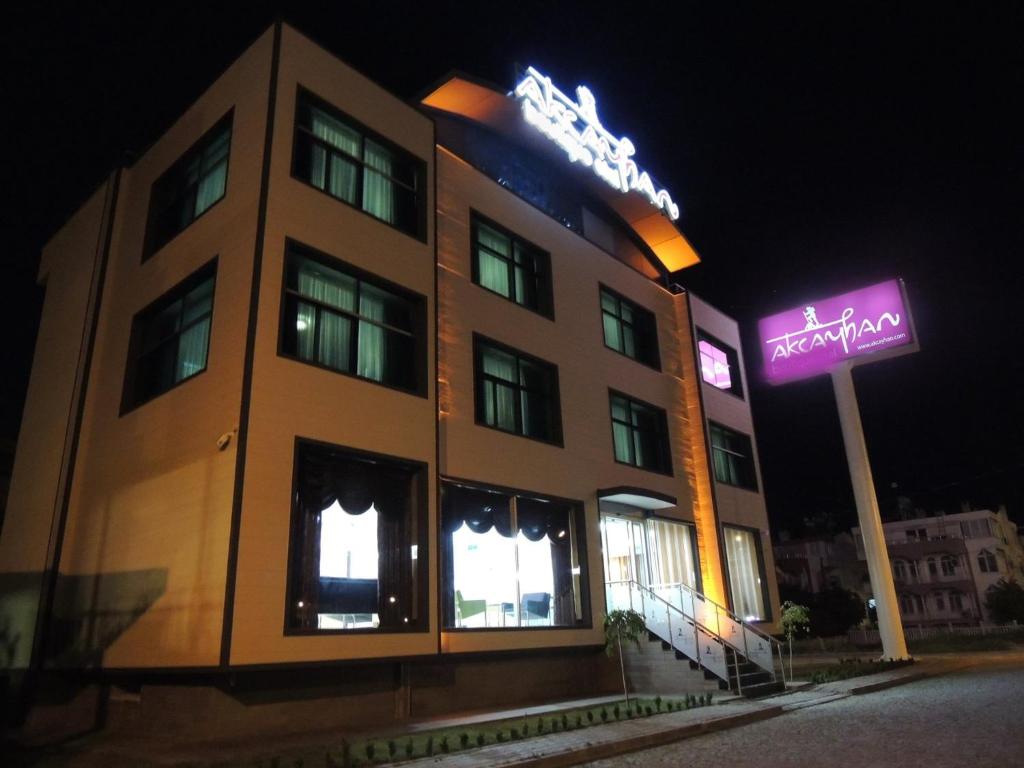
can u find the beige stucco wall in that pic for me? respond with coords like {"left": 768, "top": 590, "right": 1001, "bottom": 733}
{"left": 226, "top": 25, "right": 438, "bottom": 666}
{"left": 689, "top": 293, "right": 780, "bottom": 628}
{"left": 48, "top": 28, "right": 276, "bottom": 669}
{"left": 436, "top": 148, "right": 723, "bottom": 653}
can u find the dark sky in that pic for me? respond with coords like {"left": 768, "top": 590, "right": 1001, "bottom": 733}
{"left": 4, "top": 3, "right": 1022, "bottom": 533}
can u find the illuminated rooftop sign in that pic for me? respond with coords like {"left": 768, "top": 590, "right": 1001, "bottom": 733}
{"left": 514, "top": 66, "right": 681, "bottom": 221}
{"left": 758, "top": 279, "right": 916, "bottom": 384}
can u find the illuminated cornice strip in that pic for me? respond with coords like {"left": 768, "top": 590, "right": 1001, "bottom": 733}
{"left": 513, "top": 66, "right": 681, "bottom": 221}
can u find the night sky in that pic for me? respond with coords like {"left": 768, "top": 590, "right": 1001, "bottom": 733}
{"left": 4, "top": 3, "right": 1022, "bottom": 534}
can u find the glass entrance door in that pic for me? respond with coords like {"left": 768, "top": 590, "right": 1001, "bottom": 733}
{"left": 601, "top": 515, "right": 649, "bottom": 611}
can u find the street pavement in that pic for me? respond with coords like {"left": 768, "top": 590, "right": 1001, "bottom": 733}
{"left": 582, "top": 654, "right": 1024, "bottom": 768}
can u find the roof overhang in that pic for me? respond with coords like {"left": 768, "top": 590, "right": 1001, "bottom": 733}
{"left": 421, "top": 74, "right": 700, "bottom": 274}
{"left": 598, "top": 486, "right": 677, "bottom": 511}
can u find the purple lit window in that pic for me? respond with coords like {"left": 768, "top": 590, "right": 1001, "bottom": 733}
{"left": 699, "top": 340, "right": 732, "bottom": 390}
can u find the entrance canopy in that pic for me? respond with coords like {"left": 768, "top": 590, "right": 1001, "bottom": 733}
{"left": 598, "top": 486, "right": 676, "bottom": 511}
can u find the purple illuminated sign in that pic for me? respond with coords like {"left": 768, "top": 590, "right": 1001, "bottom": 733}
{"left": 759, "top": 279, "right": 916, "bottom": 384}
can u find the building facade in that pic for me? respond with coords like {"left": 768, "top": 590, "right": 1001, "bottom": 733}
{"left": 853, "top": 507, "right": 1024, "bottom": 627}
{"left": 0, "top": 23, "right": 779, "bottom": 736}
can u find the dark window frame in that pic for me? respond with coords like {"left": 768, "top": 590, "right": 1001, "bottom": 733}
{"left": 143, "top": 110, "right": 233, "bottom": 261}
{"left": 469, "top": 210, "right": 554, "bottom": 320}
{"left": 440, "top": 476, "right": 592, "bottom": 632}
{"left": 472, "top": 334, "right": 564, "bottom": 447}
{"left": 608, "top": 390, "right": 673, "bottom": 476}
{"left": 709, "top": 421, "right": 759, "bottom": 492}
{"left": 599, "top": 284, "right": 660, "bottom": 370}
{"left": 291, "top": 86, "right": 428, "bottom": 242}
{"left": 284, "top": 437, "right": 430, "bottom": 636}
{"left": 695, "top": 327, "right": 745, "bottom": 400}
{"left": 721, "top": 522, "right": 774, "bottom": 623}
{"left": 277, "top": 240, "right": 428, "bottom": 398}
{"left": 121, "top": 258, "right": 218, "bottom": 414}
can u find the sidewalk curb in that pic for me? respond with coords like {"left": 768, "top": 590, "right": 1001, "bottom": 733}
{"left": 847, "top": 671, "right": 931, "bottom": 695}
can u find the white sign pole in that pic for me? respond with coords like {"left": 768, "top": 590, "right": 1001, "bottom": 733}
{"left": 831, "top": 362, "right": 909, "bottom": 660}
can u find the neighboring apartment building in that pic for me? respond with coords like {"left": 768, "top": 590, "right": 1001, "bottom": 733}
{"left": 0, "top": 22, "right": 779, "bottom": 736}
{"left": 853, "top": 507, "right": 1024, "bottom": 627}
{"left": 774, "top": 532, "right": 869, "bottom": 598}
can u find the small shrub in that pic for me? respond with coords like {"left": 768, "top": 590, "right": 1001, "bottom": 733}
{"left": 600, "top": 708, "right": 608, "bottom": 722}
{"left": 511, "top": 728, "right": 521, "bottom": 740}
{"left": 613, "top": 704, "right": 620, "bottom": 719}
{"left": 365, "top": 743, "right": 375, "bottom": 762}
{"left": 655, "top": 695, "right": 662, "bottom": 711}
{"left": 562, "top": 713, "right": 569, "bottom": 730}
{"left": 387, "top": 740, "right": 396, "bottom": 759}
{"left": 575, "top": 714, "right": 583, "bottom": 728}
{"left": 523, "top": 722, "right": 530, "bottom": 735}
{"left": 587, "top": 710, "right": 594, "bottom": 723}
{"left": 476, "top": 733, "right": 486, "bottom": 747}
{"left": 440, "top": 736, "right": 449, "bottom": 754}
{"left": 459, "top": 732, "right": 469, "bottom": 748}
{"left": 426, "top": 736, "right": 434, "bottom": 757}
{"left": 405, "top": 740, "right": 414, "bottom": 758}
{"left": 644, "top": 706, "right": 652, "bottom": 716}
{"left": 537, "top": 717, "right": 544, "bottom": 733}
{"left": 497, "top": 731, "right": 506, "bottom": 743}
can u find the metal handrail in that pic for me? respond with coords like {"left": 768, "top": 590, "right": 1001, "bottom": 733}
{"left": 607, "top": 579, "right": 787, "bottom": 686}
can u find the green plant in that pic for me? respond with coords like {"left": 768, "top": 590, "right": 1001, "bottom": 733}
{"left": 426, "top": 736, "right": 434, "bottom": 757}
{"left": 440, "top": 736, "right": 449, "bottom": 753}
{"left": 986, "top": 578, "right": 1024, "bottom": 624}
{"left": 364, "top": 743, "right": 375, "bottom": 762}
{"left": 600, "top": 708, "right": 608, "bottom": 722}
{"left": 405, "top": 740, "right": 414, "bottom": 758}
{"left": 511, "top": 728, "right": 521, "bottom": 740}
{"left": 781, "top": 600, "right": 811, "bottom": 678}
{"left": 587, "top": 710, "right": 594, "bottom": 723}
{"left": 537, "top": 717, "right": 544, "bottom": 733}
{"left": 604, "top": 608, "right": 647, "bottom": 705}
{"left": 523, "top": 721, "right": 530, "bottom": 735}
{"left": 644, "top": 705, "right": 652, "bottom": 715}
{"left": 476, "top": 733, "right": 485, "bottom": 747}
{"left": 387, "top": 740, "right": 396, "bottom": 759}
{"left": 562, "top": 713, "right": 569, "bottom": 730}
{"left": 575, "top": 714, "right": 583, "bottom": 728}
{"left": 496, "top": 731, "right": 506, "bottom": 743}
{"left": 655, "top": 695, "right": 662, "bottom": 711}
{"left": 459, "top": 732, "right": 469, "bottom": 748}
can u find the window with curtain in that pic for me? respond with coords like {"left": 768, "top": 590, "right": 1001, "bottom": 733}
{"left": 293, "top": 90, "right": 423, "bottom": 238}
{"left": 600, "top": 287, "right": 660, "bottom": 369}
{"left": 471, "top": 215, "right": 553, "bottom": 317}
{"left": 696, "top": 328, "right": 744, "bottom": 399}
{"left": 609, "top": 392, "right": 671, "bottom": 474}
{"left": 723, "top": 525, "right": 768, "bottom": 621}
{"left": 286, "top": 440, "right": 426, "bottom": 632}
{"left": 977, "top": 549, "right": 998, "bottom": 573}
{"left": 473, "top": 336, "right": 562, "bottom": 444}
{"left": 122, "top": 261, "right": 216, "bottom": 411}
{"left": 709, "top": 422, "right": 758, "bottom": 491}
{"left": 441, "top": 482, "right": 589, "bottom": 629}
{"left": 280, "top": 246, "right": 421, "bottom": 393}
{"left": 144, "top": 112, "right": 232, "bottom": 259}
{"left": 647, "top": 519, "right": 700, "bottom": 590}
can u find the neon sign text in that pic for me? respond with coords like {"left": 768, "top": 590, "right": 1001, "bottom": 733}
{"left": 514, "top": 67, "right": 680, "bottom": 220}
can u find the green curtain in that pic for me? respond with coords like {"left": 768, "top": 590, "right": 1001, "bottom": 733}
{"left": 357, "top": 285, "right": 386, "bottom": 382}
{"left": 297, "top": 258, "right": 355, "bottom": 371}
{"left": 482, "top": 348, "right": 517, "bottom": 431}
{"left": 602, "top": 313, "right": 622, "bottom": 352}
{"left": 195, "top": 128, "right": 230, "bottom": 216}
{"left": 363, "top": 139, "right": 395, "bottom": 223}
{"left": 311, "top": 107, "right": 359, "bottom": 203}
{"left": 477, "top": 224, "right": 511, "bottom": 298}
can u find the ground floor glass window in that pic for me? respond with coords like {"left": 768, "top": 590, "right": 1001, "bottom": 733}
{"left": 286, "top": 440, "right": 425, "bottom": 632}
{"left": 724, "top": 525, "right": 768, "bottom": 621}
{"left": 442, "top": 482, "right": 589, "bottom": 629}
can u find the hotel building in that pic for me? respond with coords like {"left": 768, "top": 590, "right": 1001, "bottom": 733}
{"left": 0, "top": 22, "right": 781, "bottom": 736}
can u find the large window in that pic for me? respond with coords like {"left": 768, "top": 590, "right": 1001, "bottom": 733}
{"left": 473, "top": 336, "right": 562, "bottom": 445}
{"left": 144, "top": 113, "right": 232, "bottom": 259}
{"left": 293, "top": 89, "right": 424, "bottom": 238}
{"left": 286, "top": 440, "right": 426, "bottom": 632}
{"left": 724, "top": 525, "right": 769, "bottom": 621}
{"left": 122, "top": 261, "right": 216, "bottom": 412}
{"left": 471, "top": 214, "right": 553, "bottom": 317}
{"left": 709, "top": 423, "right": 758, "bottom": 491}
{"left": 696, "top": 329, "right": 744, "bottom": 399}
{"left": 280, "top": 245, "right": 423, "bottom": 394}
{"left": 977, "top": 549, "right": 998, "bottom": 573}
{"left": 610, "top": 392, "right": 672, "bottom": 474}
{"left": 442, "top": 482, "right": 589, "bottom": 629}
{"left": 600, "top": 287, "right": 659, "bottom": 369}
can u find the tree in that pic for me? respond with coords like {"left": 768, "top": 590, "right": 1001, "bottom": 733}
{"left": 811, "top": 586, "right": 867, "bottom": 637}
{"left": 604, "top": 609, "right": 646, "bottom": 706}
{"left": 985, "top": 579, "right": 1024, "bottom": 624}
{"left": 780, "top": 601, "right": 810, "bottom": 678}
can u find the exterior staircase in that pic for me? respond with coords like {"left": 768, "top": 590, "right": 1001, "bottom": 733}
{"left": 607, "top": 580, "right": 786, "bottom": 698}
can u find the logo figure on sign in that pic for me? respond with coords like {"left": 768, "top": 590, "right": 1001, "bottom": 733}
{"left": 803, "top": 306, "right": 822, "bottom": 330}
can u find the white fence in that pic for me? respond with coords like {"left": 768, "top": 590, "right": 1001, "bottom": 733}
{"left": 849, "top": 622, "right": 1021, "bottom": 644}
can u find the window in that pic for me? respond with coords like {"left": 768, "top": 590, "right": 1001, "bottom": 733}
{"left": 122, "top": 261, "right": 216, "bottom": 411}
{"left": 280, "top": 245, "right": 423, "bottom": 393}
{"left": 893, "top": 560, "right": 908, "bottom": 581}
{"left": 610, "top": 393, "right": 672, "bottom": 474}
{"left": 144, "top": 113, "right": 232, "bottom": 259}
{"left": 899, "top": 594, "right": 922, "bottom": 615}
{"left": 927, "top": 557, "right": 938, "bottom": 577}
{"left": 961, "top": 518, "right": 994, "bottom": 539}
{"left": 442, "top": 482, "right": 589, "bottom": 629}
{"left": 723, "top": 525, "right": 769, "bottom": 621}
{"left": 709, "top": 423, "right": 758, "bottom": 491}
{"left": 600, "top": 287, "right": 659, "bottom": 368}
{"left": 696, "top": 329, "right": 744, "bottom": 398}
{"left": 978, "top": 549, "right": 998, "bottom": 573}
{"left": 935, "top": 592, "right": 946, "bottom": 611}
{"left": 293, "top": 89, "right": 424, "bottom": 238}
{"left": 286, "top": 440, "right": 426, "bottom": 632}
{"left": 471, "top": 215, "right": 553, "bottom": 317}
{"left": 473, "top": 336, "right": 562, "bottom": 444}
{"left": 941, "top": 555, "right": 958, "bottom": 577}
